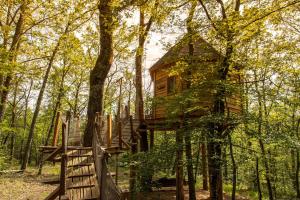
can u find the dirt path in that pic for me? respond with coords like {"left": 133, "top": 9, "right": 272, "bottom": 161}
{"left": 0, "top": 171, "right": 56, "bottom": 200}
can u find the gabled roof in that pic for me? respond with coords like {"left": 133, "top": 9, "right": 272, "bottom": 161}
{"left": 149, "top": 34, "right": 223, "bottom": 74}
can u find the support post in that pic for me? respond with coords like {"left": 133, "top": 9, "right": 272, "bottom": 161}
{"left": 107, "top": 115, "right": 112, "bottom": 148}
{"left": 176, "top": 128, "right": 184, "bottom": 200}
{"left": 118, "top": 121, "right": 122, "bottom": 148}
{"left": 52, "top": 112, "right": 61, "bottom": 146}
{"left": 60, "top": 122, "right": 68, "bottom": 198}
{"left": 115, "top": 154, "right": 119, "bottom": 185}
{"left": 129, "top": 115, "right": 137, "bottom": 197}
{"left": 150, "top": 129, "right": 154, "bottom": 150}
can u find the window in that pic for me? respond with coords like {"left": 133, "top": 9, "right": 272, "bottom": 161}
{"left": 167, "top": 76, "right": 176, "bottom": 94}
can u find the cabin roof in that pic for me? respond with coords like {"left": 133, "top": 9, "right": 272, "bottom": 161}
{"left": 149, "top": 35, "right": 223, "bottom": 77}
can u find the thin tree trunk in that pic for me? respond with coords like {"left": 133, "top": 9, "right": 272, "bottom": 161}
{"left": 228, "top": 135, "right": 236, "bottom": 200}
{"left": 254, "top": 69, "right": 273, "bottom": 200}
{"left": 84, "top": 0, "right": 114, "bottom": 147}
{"left": 176, "top": 129, "right": 185, "bottom": 200}
{"left": 256, "top": 157, "right": 262, "bottom": 200}
{"left": 201, "top": 142, "right": 208, "bottom": 190}
{"left": 296, "top": 119, "right": 300, "bottom": 198}
{"left": 0, "top": 1, "right": 28, "bottom": 121}
{"left": 223, "top": 146, "right": 228, "bottom": 181}
{"left": 21, "top": 27, "right": 66, "bottom": 170}
{"left": 185, "top": 128, "right": 196, "bottom": 200}
{"left": 207, "top": 131, "right": 223, "bottom": 200}
{"left": 183, "top": 2, "right": 197, "bottom": 199}
{"left": 20, "top": 79, "right": 33, "bottom": 164}
{"left": 9, "top": 79, "right": 19, "bottom": 161}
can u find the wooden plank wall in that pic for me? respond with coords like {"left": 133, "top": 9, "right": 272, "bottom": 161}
{"left": 152, "top": 65, "right": 242, "bottom": 119}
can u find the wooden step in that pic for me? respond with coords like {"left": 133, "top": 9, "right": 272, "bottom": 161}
{"left": 67, "top": 154, "right": 92, "bottom": 158}
{"left": 68, "top": 173, "right": 94, "bottom": 178}
{"left": 68, "top": 163, "right": 93, "bottom": 168}
{"left": 67, "top": 184, "right": 95, "bottom": 189}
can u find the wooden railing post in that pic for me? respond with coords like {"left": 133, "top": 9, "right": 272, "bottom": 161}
{"left": 107, "top": 115, "right": 112, "bottom": 148}
{"left": 129, "top": 115, "right": 137, "bottom": 195}
{"left": 60, "top": 122, "right": 68, "bottom": 198}
{"left": 118, "top": 121, "right": 122, "bottom": 148}
{"left": 52, "top": 112, "right": 61, "bottom": 146}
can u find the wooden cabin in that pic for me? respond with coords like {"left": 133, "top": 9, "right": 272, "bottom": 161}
{"left": 149, "top": 35, "right": 242, "bottom": 120}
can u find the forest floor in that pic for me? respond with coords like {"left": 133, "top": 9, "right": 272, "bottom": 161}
{"left": 0, "top": 165, "right": 251, "bottom": 200}
{"left": 0, "top": 165, "right": 58, "bottom": 200}
{"left": 125, "top": 189, "right": 250, "bottom": 200}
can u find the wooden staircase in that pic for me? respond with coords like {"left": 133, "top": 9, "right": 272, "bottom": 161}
{"left": 44, "top": 147, "right": 99, "bottom": 200}
{"left": 110, "top": 119, "right": 140, "bottom": 148}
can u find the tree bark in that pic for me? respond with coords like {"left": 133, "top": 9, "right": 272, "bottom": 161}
{"left": 184, "top": 129, "right": 196, "bottom": 200}
{"left": 256, "top": 157, "right": 262, "bottom": 200}
{"left": 0, "top": 1, "right": 27, "bottom": 122}
{"left": 201, "top": 142, "right": 209, "bottom": 190}
{"left": 228, "top": 135, "right": 236, "bottom": 200}
{"left": 9, "top": 79, "right": 19, "bottom": 161}
{"left": 176, "top": 129, "right": 185, "bottom": 200}
{"left": 83, "top": 0, "right": 113, "bottom": 147}
{"left": 254, "top": 69, "right": 273, "bottom": 200}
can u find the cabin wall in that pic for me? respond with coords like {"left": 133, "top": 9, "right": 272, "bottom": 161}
{"left": 152, "top": 63, "right": 242, "bottom": 119}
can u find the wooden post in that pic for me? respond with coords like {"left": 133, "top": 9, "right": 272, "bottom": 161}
{"left": 118, "top": 121, "right": 122, "bottom": 148}
{"left": 60, "top": 122, "right": 68, "bottom": 197}
{"left": 176, "top": 129, "right": 185, "bottom": 200}
{"left": 52, "top": 112, "right": 61, "bottom": 146}
{"left": 125, "top": 105, "right": 129, "bottom": 119}
{"left": 107, "top": 115, "right": 112, "bottom": 148}
{"left": 115, "top": 154, "right": 119, "bottom": 185}
{"left": 150, "top": 129, "right": 154, "bottom": 149}
{"left": 129, "top": 115, "right": 137, "bottom": 196}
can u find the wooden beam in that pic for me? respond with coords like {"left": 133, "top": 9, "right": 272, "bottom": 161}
{"left": 44, "top": 186, "right": 60, "bottom": 200}
{"left": 52, "top": 112, "right": 61, "bottom": 146}
{"left": 150, "top": 129, "right": 154, "bottom": 149}
{"left": 118, "top": 121, "right": 122, "bottom": 148}
{"left": 107, "top": 115, "right": 112, "bottom": 148}
{"left": 60, "top": 122, "right": 68, "bottom": 197}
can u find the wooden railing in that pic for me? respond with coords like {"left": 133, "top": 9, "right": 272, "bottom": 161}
{"left": 60, "top": 121, "right": 68, "bottom": 198}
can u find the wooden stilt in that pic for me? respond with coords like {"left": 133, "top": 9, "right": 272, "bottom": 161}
{"left": 115, "top": 154, "right": 119, "bottom": 185}
{"left": 150, "top": 129, "right": 154, "bottom": 149}
{"left": 52, "top": 112, "right": 61, "bottom": 146}
{"left": 176, "top": 129, "right": 184, "bottom": 200}
{"left": 107, "top": 115, "right": 112, "bottom": 148}
{"left": 118, "top": 121, "right": 122, "bottom": 148}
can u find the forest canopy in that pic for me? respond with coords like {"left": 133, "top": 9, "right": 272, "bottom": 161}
{"left": 0, "top": 0, "right": 299, "bottom": 199}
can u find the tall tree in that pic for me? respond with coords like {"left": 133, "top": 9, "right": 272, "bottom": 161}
{"left": 84, "top": 0, "right": 114, "bottom": 146}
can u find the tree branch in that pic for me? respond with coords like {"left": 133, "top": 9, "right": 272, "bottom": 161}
{"left": 242, "top": 0, "right": 300, "bottom": 30}
{"left": 197, "top": 0, "right": 219, "bottom": 33}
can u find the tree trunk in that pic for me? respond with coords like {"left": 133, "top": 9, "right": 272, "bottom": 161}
{"left": 256, "top": 157, "right": 262, "bottom": 200}
{"left": 201, "top": 142, "right": 209, "bottom": 190}
{"left": 135, "top": 8, "right": 148, "bottom": 152}
{"left": 223, "top": 146, "right": 228, "bottom": 181}
{"left": 183, "top": 2, "right": 197, "bottom": 199}
{"left": 0, "top": 1, "right": 27, "bottom": 121}
{"left": 184, "top": 129, "right": 196, "bottom": 200}
{"left": 254, "top": 69, "right": 273, "bottom": 200}
{"left": 228, "top": 135, "right": 236, "bottom": 200}
{"left": 9, "top": 79, "right": 19, "bottom": 161}
{"left": 83, "top": 0, "right": 113, "bottom": 147}
{"left": 21, "top": 31, "right": 63, "bottom": 170}
{"left": 176, "top": 129, "right": 185, "bottom": 200}
{"left": 207, "top": 130, "right": 223, "bottom": 200}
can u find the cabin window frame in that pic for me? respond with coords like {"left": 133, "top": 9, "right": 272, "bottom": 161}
{"left": 167, "top": 76, "right": 176, "bottom": 95}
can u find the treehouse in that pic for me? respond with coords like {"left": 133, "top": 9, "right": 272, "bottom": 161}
{"left": 149, "top": 35, "right": 242, "bottom": 121}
